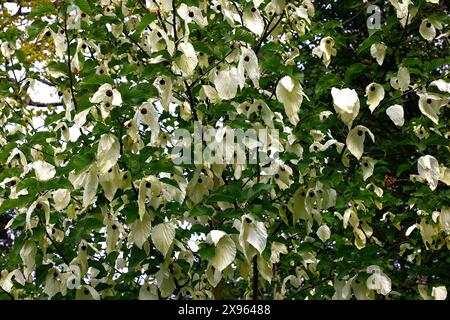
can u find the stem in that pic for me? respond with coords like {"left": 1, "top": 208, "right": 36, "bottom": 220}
{"left": 289, "top": 273, "right": 333, "bottom": 299}
{"left": 39, "top": 215, "right": 71, "bottom": 267}
{"left": 63, "top": 11, "right": 77, "bottom": 111}
{"left": 379, "top": 12, "right": 410, "bottom": 82}
{"left": 255, "top": 12, "right": 284, "bottom": 54}
{"left": 191, "top": 49, "right": 234, "bottom": 87}
{"left": 172, "top": 0, "right": 178, "bottom": 51}
{"left": 252, "top": 255, "right": 258, "bottom": 300}
{"left": 184, "top": 80, "right": 198, "bottom": 121}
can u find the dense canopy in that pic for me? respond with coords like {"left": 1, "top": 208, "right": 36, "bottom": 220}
{"left": 0, "top": 0, "right": 449, "bottom": 300}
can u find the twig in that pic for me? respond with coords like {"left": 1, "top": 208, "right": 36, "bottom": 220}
{"left": 231, "top": 2, "right": 243, "bottom": 25}
{"left": 252, "top": 255, "right": 258, "bottom": 300}
{"left": 4, "top": 100, "right": 35, "bottom": 131}
{"left": 172, "top": 0, "right": 178, "bottom": 51}
{"left": 255, "top": 12, "right": 284, "bottom": 54}
{"left": 289, "top": 273, "right": 334, "bottom": 299}
{"left": 63, "top": 11, "right": 78, "bottom": 111}
{"left": 38, "top": 214, "right": 71, "bottom": 267}
{"left": 379, "top": 12, "right": 410, "bottom": 82}
{"left": 191, "top": 49, "right": 234, "bottom": 87}
{"left": 184, "top": 80, "right": 198, "bottom": 121}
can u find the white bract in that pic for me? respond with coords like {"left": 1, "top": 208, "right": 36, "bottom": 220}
{"left": 96, "top": 134, "right": 120, "bottom": 175}
{"left": 386, "top": 104, "right": 405, "bottom": 127}
{"left": 346, "top": 125, "right": 375, "bottom": 160}
{"left": 152, "top": 222, "right": 176, "bottom": 257}
{"left": 316, "top": 225, "right": 331, "bottom": 242}
{"left": 390, "top": 67, "right": 410, "bottom": 92}
{"left": 419, "top": 19, "right": 443, "bottom": 42}
{"left": 214, "top": 67, "right": 240, "bottom": 100}
{"left": 33, "top": 160, "right": 56, "bottom": 181}
{"left": 207, "top": 230, "right": 236, "bottom": 271}
{"left": 365, "top": 83, "right": 385, "bottom": 112}
{"left": 237, "top": 47, "right": 260, "bottom": 89}
{"left": 243, "top": 7, "right": 264, "bottom": 35}
{"left": 312, "top": 36, "right": 337, "bottom": 67}
{"left": 176, "top": 42, "right": 198, "bottom": 76}
{"left": 417, "top": 93, "right": 446, "bottom": 124}
{"left": 370, "top": 43, "right": 387, "bottom": 65}
{"left": 235, "top": 214, "right": 267, "bottom": 260}
{"left": 418, "top": 155, "right": 440, "bottom": 191}
{"left": 331, "top": 87, "right": 360, "bottom": 128}
{"left": 90, "top": 83, "right": 122, "bottom": 106}
{"left": 276, "top": 76, "right": 307, "bottom": 125}
{"left": 366, "top": 265, "right": 392, "bottom": 295}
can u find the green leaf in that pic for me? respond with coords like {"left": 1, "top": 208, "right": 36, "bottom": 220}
{"left": 64, "top": 152, "right": 94, "bottom": 174}
{"left": 0, "top": 195, "right": 35, "bottom": 213}
{"left": 29, "top": 2, "right": 55, "bottom": 17}
{"left": 135, "top": 13, "right": 157, "bottom": 35}
{"left": 74, "top": 0, "right": 92, "bottom": 15}
{"left": 344, "top": 63, "right": 369, "bottom": 83}
{"left": 190, "top": 206, "right": 214, "bottom": 217}
{"left": 239, "top": 183, "right": 273, "bottom": 202}
{"left": 315, "top": 73, "right": 341, "bottom": 97}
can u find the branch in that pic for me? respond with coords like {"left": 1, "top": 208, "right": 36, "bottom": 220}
{"left": 252, "top": 255, "right": 258, "bottom": 300}
{"left": 191, "top": 49, "right": 234, "bottom": 87}
{"left": 231, "top": 2, "right": 243, "bottom": 25}
{"left": 172, "top": 0, "right": 178, "bottom": 51}
{"left": 63, "top": 11, "right": 78, "bottom": 111}
{"left": 38, "top": 214, "right": 71, "bottom": 267}
{"left": 379, "top": 11, "right": 410, "bottom": 82}
{"left": 4, "top": 100, "right": 35, "bottom": 131}
{"left": 184, "top": 80, "right": 198, "bottom": 121}
{"left": 255, "top": 12, "right": 284, "bottom": 54}
{"left": 122, "top": 30, "right": 152, "bottom": 60}
{"left": 28, "top": 101, "right": 63, "bottom": 107}
{"left": 289, "top": 273, "right": 334, "bottom": 299}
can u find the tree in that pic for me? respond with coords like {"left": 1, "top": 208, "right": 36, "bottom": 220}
{"left": 0, "top": 0, "right": 449, "bottom": 300}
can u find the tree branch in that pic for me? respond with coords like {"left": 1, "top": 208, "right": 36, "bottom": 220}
{"left": 63, "top": 11, "right": 77, "bottom": 111}
{"left": 172, "top": 0, "right": 178, "bottom": 51}
{"left": 255, "top": 12, "right": 284, "bottom": 54}
{"left": 252, "top": 255, "right": 259, "bottom": 300}
{"left": 184, "top": 80, "right": 198, "bottom": 121}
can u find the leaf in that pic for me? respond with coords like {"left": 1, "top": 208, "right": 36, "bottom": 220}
{"left": 239, "top": 183, "right": 273, "bottom": 202}
{"left": 0, "top": 195, "right": 34, "bottom": 213}
{"left": 190, "top": 206, "right": 214, "bottom": 217}
{"left": 151, "top": 222, "right": 175, "bottom": 257}
{"left": 27, "top": 20, "right": 48, "bottom": 40}
{"left": 74, "top": 0, "right": 92, "bottom": 15}
{"left": 29, "top": 2, "right": 55, "bottom": 17}
{"left": 344, "top": 63, "right": 369, "bottom": 83}
{"left": 315, "top": 73, "right": 341, "bottom": 97}
{"left": 135, "top": 13, "right": 157, "bottom": 35}
{"left": 64, "top": 152, "right": 94, "bottom": 174}
{"left": 357, "top": 33, "right": 382, "bottom": 55}
{"left": 79, "top": 74, "right": 114, "bottom": 87}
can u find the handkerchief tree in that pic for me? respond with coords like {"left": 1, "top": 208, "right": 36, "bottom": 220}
{"left": 0, "top": 0, "right": 449, "bottom": 300}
